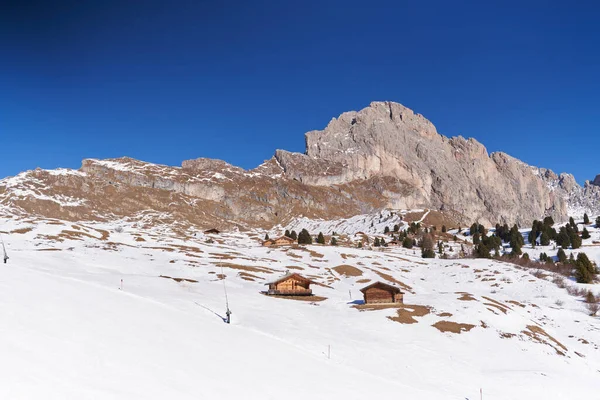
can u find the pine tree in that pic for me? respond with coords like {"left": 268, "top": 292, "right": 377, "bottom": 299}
{"left": 384, "top": 226, "right": 390, "bottom": 234}
{"left": 569, "top": 217, "right": 576, "bottom": 228}
{"left": 357, "top": 242, "right": 363, "bottom": 248}
{"left": 330, "top": 237, "right": 338, "bottom": 246}
{"left": 441, "top": 225, "right": 447, "bottom": 233}
{"left": 421, "top": 233, "right": 435, "bottom": 258}
{"left": 317, "top": 232, "right": 325, "bottom": 244}
{"left": 475, "top": 243, "right": 491, "bottom": 258}
{"left": 380, "top": 238, "right": 386, "bottom": 247}
{"left": 374, "top": 237, "right": 381, "bottom": 247}
{"left": 540, "top": 231, "right": 550, "bottom": 246}
{"left": 473, "top": 233, "right": 480, "bottom": 245}
{"left": 584, "top": 213, "right": 590, "bottom": 225}
{"left": 297, "top": 229, "right": 312, "bottom": 245}
{"left": 290, "top": 230, "right": 298, "bottom": 240}
{"left": 264, "top": 233, "right": 270, "bottom": 241}
{"left": 557, "top": 248, "right": 567, "bottom": 263}
{"left": 596, "top": 216, "right": 600, "bottom": 228}
{"left": 438, "top": 241, "right": 443, "bottom": 254}
{"left": 582, "top": 227, "right": 591, "bottom": 239}
{"left": 402, "top": 236, "right": 413, "bottom": 249}
{"left": 284, "top": 229, "right": 291, "bottom": 238}
{"left": 393, "top": 224, "right": 400, "bottom": 232}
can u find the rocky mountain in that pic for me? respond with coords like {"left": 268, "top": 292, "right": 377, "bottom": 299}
{"left": 1, "top": 101, "right": 598, "bottom": 228}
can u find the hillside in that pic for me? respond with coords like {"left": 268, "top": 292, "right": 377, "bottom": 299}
{"left": 2, "top": 102, "right": 600, "bottom": 229}
{"left": 2, "top": 209, "right": 600, "bottom": 399}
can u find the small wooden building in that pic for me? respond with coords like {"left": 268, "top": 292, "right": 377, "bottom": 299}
{"left": 204, "top": 228, "right": 220, "bottom": 234}
{"left": 360, "top": 281, "right": 403, "bottom": 304}
{"left": 265, "top": 273, "right": 315, "bottom": 296}
{"left": 262, "top": 236, "right": 295, "bottom": 247}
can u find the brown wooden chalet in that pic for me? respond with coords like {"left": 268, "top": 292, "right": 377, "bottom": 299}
{"left": 360, "top": 281, "right": 403, "bottom": 304}
{"left": 262, "top": 236, "right": 295, "bottom": 247}
{"left": 265, "top": 273, "right": 315, "bottom": 296}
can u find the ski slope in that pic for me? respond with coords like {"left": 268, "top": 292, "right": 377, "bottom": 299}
{"left": 1, "top": 214, "right": 600, "bottom": 399}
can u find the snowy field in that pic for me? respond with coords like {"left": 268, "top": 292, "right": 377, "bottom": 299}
{"left": 1, "top": 213, "right": 600, "bottom": 399}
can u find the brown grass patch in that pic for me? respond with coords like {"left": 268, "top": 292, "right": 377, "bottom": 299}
{"left": 261, "top": 293, "right": 327, "bottom": 302}
{"left": 506, "top": 300, "right": 525, "bottom": 308}
{"left": 388, "top": 304, "right": 431, "bottom": 324}
{"left": 143, "top": 246, "right": 175, "bottom": 252}
{"left": 482, "top": 296, "right": 510, "bottom": 314}
{"left": 11, "top": 227, "right": 33, "bottom": 234}
{"left": 308, "top": 249, "right": 324, "bottom": 258}
{"left": 456, "top": 292, "right": 477, "bottom": 301}
{"left": 58, "top": 229, "right": 103, "bottom": 241}
{"left": 332, "top": 265, "right": 363, "bottom": 277}
{"left": 135, "top": 236, "right": 146, "bottom": 242}
{"left": 432, "top": 321, "right": 475, "bottom": 334}
{"left": 285, "top": 265, "right": 304, "bottom": 271}
{"left": 341, "top": 253, "right": 358, "bottom": 260}
{"left": 36, "top": 248, "right": 61, "bottom": 251}
{"left": 356, "top": 278, "right": 371, "bottom": 284}
{"left": 159, "top": 275, "right": 198, "bottom": 283}
{"left": 216, "top": 262, "right": 274, "bottom": 274}
{"left": 437, "top": 312, "right": 453, "bottom": 317}
{"left": 238, "top": 272, "right": 264, "bottom": 281}
{"left": 522, "top": 325, "right": 568, "bottom": 356}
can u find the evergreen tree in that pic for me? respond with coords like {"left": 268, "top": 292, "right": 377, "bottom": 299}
{"left": 393, "top": 224, "right": 400, "bottom": 232}
{"left": 380, "top": 238, "right": 387, "bottom": 247}
{"left": 357, "top": 242, "right": 363, "bottom": 248}
{"left": 557, "top": 248, "right": 567, "bottom": 263}
{"left": 438, "top": 241, "right": 443, "bottom": 255}
{"left": 442, "top": 225, "right": 447, "bottom": 233}
{"left": 596, "top": 216, "right": 600, "bottom": 228}
{"left": 297, "top": 229, "right": 312, "bottom": 245}
{"left": 384, "top": 226, "right": 390, "bottom": 234}
{"left": 510, "top": 241, "right": 522, "bottom": 257}
{"left": 473, "top": 233, "right": 480, "bottom": 245}
{"left": 543, "top": 216, "right": 555, "bottom": 226}
{"left": 470, "top": 223, "right": 479, "bottom": 236}
{"left": 575, "top": 257, "right": 593, "bottom": 283}
{"left": 475, "top": 243, "right": 491, "bottom": 258}
{"left": 284, "top": 230, "right": 291, "bottom": 238}
{"left": 317, "top": 232, "right": 325, "bottom": 244}
{"left": 374, "top": 237, "right": 381, "bottom": 247}
{"left": 421, "top": 233, "right": 435, "bottom": 258}
{"left": 584, "top": 213, "right": 590, "bottom": 225}
{"left": 330, "top": 237, "right": 338, "bottom": 246}
{"left": 402, "top": 236, "right": 413, "bottom": 249}
{"left": 557, "top": 228, "right": 571, "bottom": 248}
{"left": 569, "top": 217, "right": 576, "bottom": 228}
{"left": 264, "top": 233, "right": 270, "bottom": 241}
{"left": 290, "top": 230, "right": 298, "bottom": 240}
{"left": 571, "top": 233, "right": 582, "bottom": 249}
{"left": 540, "top": 231, "right": 550, "bottom": 246}
{"left": 582, "top": 227, "right": 591, "bottom": 239}
{"left": 522, "top": 252, "right": 529, "bottom": 260}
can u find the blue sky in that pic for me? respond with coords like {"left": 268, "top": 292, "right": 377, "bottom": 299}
{"left": 1, "top": 1, "right": 599, "bottom": 182}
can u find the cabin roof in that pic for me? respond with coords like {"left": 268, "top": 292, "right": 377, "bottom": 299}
{"left": 265, "top": 272, "right": 316, "bottom": 286}
{"left": 359, "top": 281, "right": 403, "bottom": 294}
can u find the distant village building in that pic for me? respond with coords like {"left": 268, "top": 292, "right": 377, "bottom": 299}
{"left": 360, "top": 281, "right": 403, "bottom": 304}
{"left": 262, "top": 236, "right": 295, "bottom": 247}
{"left": 204, "top": 228, "right": 220, "bottom": 234}
{"left": 265, "top": 273, "right": 315, "bottom": 296}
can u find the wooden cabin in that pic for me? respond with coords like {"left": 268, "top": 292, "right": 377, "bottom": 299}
{"left": 204, "top": 228, "right": 220, "bottom": 234}
{"left": 360, "top": 281, "right": 403, "bottom": 304}
{"left": 262, "top": 236, "right": 295, "bottom": 247}
{"left": 265, "top": 273, "right": 315, "bottom": 296}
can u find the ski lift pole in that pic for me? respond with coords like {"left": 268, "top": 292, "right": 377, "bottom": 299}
{"left": 0, "top": 234, "right": 8, "bottom": 264}
{"left": 222, "top": 266, "right": 231, "bottom": 324}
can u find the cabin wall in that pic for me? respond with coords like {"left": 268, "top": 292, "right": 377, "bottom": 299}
{"left": 364, "top": 287, "right": 402, "bottom": 304}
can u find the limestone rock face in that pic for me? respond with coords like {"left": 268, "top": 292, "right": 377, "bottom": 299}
{"left": 1, "top": 101, "right": 598, "bottom": 228}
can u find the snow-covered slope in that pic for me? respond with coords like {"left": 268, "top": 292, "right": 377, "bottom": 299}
{"left": 1, "top": 213, "right": 600, "bottom": 399}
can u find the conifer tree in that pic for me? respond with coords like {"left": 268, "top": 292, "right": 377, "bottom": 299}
{"left": 330, "top": 237, "right": 338, "bottom": 246}
{"left": 582, "top": 227, "right": 591, "bottom": 239}
{"left": 264, "top": 233, "right": 270, "bottom": 241}
{"left": 297, "top": 229, "right": 312, "bottom": 245}
{"left": 402, "top": 236, "right": 413, "bottom": 249}
{"left": 317, "top": 232, "right": 325, "bottom": 245}
{"left": 584, "top": 213, "right": 590, "bottom": 225}
{"left": 290, "top": 230, "right": 298, "bottom": 240}
{"left": 284, "top": 229, "right": 291, "bottom": 238}
{"left": 442, "top": 225, "right": 447, "bottom": 233}
{"left": 384, "top": 226, "right": 390, "bottom": 234}
{"left": 557, "top": 248, "right": 567, "bottom": 263}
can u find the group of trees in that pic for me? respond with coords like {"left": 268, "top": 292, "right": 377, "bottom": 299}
{"left": 282, "top": 229, "right": 338, "bottom": 246}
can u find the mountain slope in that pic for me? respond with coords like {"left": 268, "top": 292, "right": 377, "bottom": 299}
{"left": 1, "top": 213, "right": 600, "bottom": 399}
{"left": 1, "top": 102, "right": 599, "bottom": 228}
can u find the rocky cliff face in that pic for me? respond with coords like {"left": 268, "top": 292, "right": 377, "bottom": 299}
{"left": 0, "top": 101, "right": 597, "bottom": 228}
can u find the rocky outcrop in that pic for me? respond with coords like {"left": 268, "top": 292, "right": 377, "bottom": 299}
{"left": 1, "top": 101, "right": 598, "bottom": 228}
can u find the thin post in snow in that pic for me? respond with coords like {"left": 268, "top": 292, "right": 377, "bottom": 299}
{"left": 328, "top": 345, "right": 330, "bottom": 359}
{"left": 480, "top": 388, "right": 483, "bottom": 400}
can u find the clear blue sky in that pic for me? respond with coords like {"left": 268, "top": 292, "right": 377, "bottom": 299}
{"left": 1, "top": 1, "right": 599, "bottom": 182}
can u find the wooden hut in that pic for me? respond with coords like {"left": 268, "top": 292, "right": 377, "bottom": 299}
{"left": 265, "top": 273, "right": 315, "bottom": 296}
{"left": 262, "top": 236, "right": 295, "bottom": 247}
{"left": 360, "top": 281, "right": 403, "bottom": 304}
